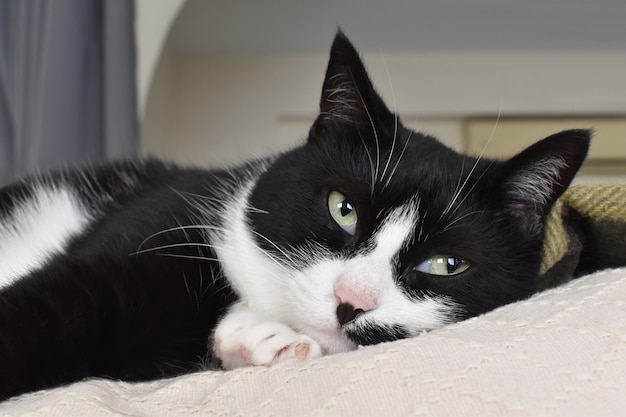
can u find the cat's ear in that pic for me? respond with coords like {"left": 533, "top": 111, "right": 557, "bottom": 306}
{"left": 310, "top": 31, "right": 394, "bottom": 140}
{"left": 491, "top": 129, "right": 590, "bottom": 238}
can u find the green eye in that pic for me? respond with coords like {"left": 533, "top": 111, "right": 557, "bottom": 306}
{"left": 414, "top": 255, "right": 470, "bottom": 276}
{"left": 328, "top": 191, "right": 358, "bottom": 235}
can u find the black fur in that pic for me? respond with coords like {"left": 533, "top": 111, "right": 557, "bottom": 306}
{"left": 0, "top": 160, "right": 245, "bottom": 399}
{"left": 0, "top": 32, "right": 589, "bottom": 400}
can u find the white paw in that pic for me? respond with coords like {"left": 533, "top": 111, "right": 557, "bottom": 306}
{"left": 213, "top": 306, "right": 322, "bottom": 370}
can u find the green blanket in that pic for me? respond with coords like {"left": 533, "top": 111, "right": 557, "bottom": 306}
{"left": 541, "top": 184, "right": 626, "bottom": 289}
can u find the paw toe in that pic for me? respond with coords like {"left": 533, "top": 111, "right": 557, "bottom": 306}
{"left": 294, "top": 336, "right": 322, "bottom": 361}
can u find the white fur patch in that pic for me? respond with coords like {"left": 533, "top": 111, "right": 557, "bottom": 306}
{"left": 213, "top": 302, "right": 322, "bottom": 369}
{"left": 213, "top": 179, "right": 291, "bottom": 317}
{"left": 0, "top": 185, "right": 92, "bottom": 288}
{"left": 218, "top": 194, "right": 457, "bottom": 356}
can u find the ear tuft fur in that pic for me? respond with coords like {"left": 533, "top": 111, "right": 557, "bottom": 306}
{"left": 493, "top": 129, "right": 590, "bottom": 237}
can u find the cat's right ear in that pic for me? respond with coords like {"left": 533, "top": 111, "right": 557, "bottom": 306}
{"left": 490, "top": 129, "right": 590, "bottom": 240}
{"left": 309, "top": 31, "right": 395, "bottom": 142}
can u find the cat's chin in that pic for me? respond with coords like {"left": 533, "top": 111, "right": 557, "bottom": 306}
{"left": 315, "top": 322, "right": 409, "bottom": 353}
{"left": 320, "top": 338, "right": 359, "bottom": 355}
{"left": 304, "top": 326, "right": 359, "bottom": 354}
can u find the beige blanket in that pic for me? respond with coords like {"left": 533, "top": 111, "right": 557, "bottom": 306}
{"left": 2, "top": 267, "right": 625, "bottom": 417}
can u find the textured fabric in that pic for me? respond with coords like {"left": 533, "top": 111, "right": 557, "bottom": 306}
{"left": 1, "top": 267, "right": 625, "bottom": 416}
{"left": 0, "top": 0, "right": 138, "bottom": 185}
{"left": 541, "top": 185, "right": 626, "bottom": 288}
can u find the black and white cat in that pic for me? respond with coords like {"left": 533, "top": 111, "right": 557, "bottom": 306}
{"left": 0, "top": 32, "right": 589, "bottom": 400}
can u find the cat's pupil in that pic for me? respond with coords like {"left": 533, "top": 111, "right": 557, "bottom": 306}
{"left": 339, "top": 201, "right": 353, "bottom": 217}
{"left": 434, "top": 256, "right": 469, "bottom": 275}
{"left": 443, "top": 257, "right": 462, "bottom": 274}
{"left": 327, "top": 191, "right": 358, "bottom": 235}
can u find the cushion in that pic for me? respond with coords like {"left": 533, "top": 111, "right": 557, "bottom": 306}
{"left": 2, "top": 266, "right": 625, "bottom": 416}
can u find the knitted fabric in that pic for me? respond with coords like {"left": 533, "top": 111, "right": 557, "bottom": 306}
{"left": 541, "top": 184, "right": 626, "bottom": 288}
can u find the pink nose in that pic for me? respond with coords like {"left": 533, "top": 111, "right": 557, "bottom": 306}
{"left": 334, "top": 287, "right": 377, "bottom": 326}
{"left": 335, "top": 288, "right": 373, "bottom": 312}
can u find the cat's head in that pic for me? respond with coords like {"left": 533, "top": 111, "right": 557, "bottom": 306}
{"left": 243, "top": 32, "right": 590, "bottom": 353}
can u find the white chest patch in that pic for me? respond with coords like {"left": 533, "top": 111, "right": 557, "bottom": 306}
{"left": 0, "top": 185, "right": 92, "bottom": 289}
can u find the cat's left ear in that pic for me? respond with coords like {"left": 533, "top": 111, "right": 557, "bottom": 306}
{"left": 310, "top": 31, "right": 395, "bottom": 141}
{"left": 491, "top": 129, "right": 590, "bottom": 238}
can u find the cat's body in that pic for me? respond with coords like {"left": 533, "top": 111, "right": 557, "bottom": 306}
{"left": 0, "top": 32, "right": 589, "bottom": 400}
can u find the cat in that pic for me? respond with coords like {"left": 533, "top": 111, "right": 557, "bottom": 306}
{"left": 0, "top": 31, "right": 589, "bottom": 400}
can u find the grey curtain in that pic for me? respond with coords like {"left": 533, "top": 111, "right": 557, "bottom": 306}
{"left": 0, "top": 0, "right": 138, "bottom": 185}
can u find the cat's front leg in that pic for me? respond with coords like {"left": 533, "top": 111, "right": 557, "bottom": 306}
{"left": 213, "top": 304, "right": 322, "bottom": 369}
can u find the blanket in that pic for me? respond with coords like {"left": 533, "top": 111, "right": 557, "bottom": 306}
{"left": 2, "top": 266, "right": 625, "bottom": 417}
{"left": 541, "top": 184, "right": 626, "bottom": 287}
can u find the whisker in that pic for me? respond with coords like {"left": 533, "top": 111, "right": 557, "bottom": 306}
{"left": 417, "top": 209, "right": 428, "bottom": 242}
{"left": 349, "top": 69, "right": 380, "bottom": 192}
{"left": 155, "top": 253, "right": 220, "bottom": 262}
{"left": 252, "top": 244, "right": 292, "bottom": 275}
{"left": 440, "top": 157, "right": 466, "bottom": 219}
{"left": 249, "top": 230, "right": 296, "bottom": 271}
{"left": 447, "top": 160, "right": 496, "bottom": 219}
{"left": 357, "top": 130, "right": 377, "bottom": 192}
{"left": 130, "top": 242, "right": 218, "bottom": 256}
{"left": 171, "top": 188, "right": 218, "bottom": 203}
{"left": 245, "top": 205, "right": 269, "bottom": 214}
{"left": 452, "top": 158, "right": 493, "bottom": 219}
{"left": 379, "top": 53, "right": 399, "bottom": 186}
{"left": 383, "top": 130, "right": 413, "bottom": 190}
{"left": 173, "top": 188, "right": 269, "bottom": 214}
{"left": 175, "top": 216, "right": 192, "bottom": 247}
{"left": 137, "top": 225, "right": 226, "bottom": 252}
{"left": 441, "top": 208, "right": 489, "bottom": 233}
{"left": 440, "top": 102, "right": 503, "bottom": 218}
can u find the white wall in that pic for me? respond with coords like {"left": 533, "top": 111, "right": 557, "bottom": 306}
{"left": 135, "top": 0, "right": 185, "bottom": 117}
{"left": 141, "top": 49, "right": 626, "bottom": 172}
